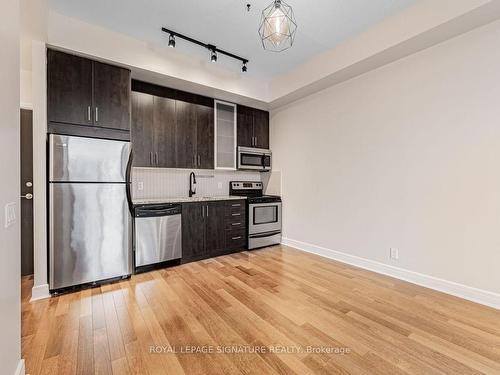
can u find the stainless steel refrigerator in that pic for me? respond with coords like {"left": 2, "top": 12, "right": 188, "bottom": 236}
{"left": 49, "top": 134, "right": 132, "bottom": 291}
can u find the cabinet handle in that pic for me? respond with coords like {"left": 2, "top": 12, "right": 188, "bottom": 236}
{"left": 197, "top": 155, "right": 201, "bottom": 167}
{"left": 232, "top": 222, "right": 241, "bottom": 226}
{"left": 232, "top": 236, "right": 242, "bottom": 240}
{"left": 206, "top": 205, "right": 209, "bottom": 217}
{"left": 231, "top": 204, "right": 241, "bottom": 207}
{"left": 87, "top": 106, "right": 91, "bottom": 122}
{"left": 255, "top": 136, "right": 257, "bottom": 146}
{"left": 232, "top": 213, "right": 241, "bottom": 216}
{"left": 95, "top": 107, "right": 99, "bottom": 122}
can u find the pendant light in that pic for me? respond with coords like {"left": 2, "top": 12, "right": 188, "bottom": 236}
{"left": 259, "top": 0, "right": 297, "bottom": 52}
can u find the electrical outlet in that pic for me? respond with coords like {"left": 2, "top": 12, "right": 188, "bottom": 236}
{"left": 390, "top": 247, "right": 399, "bottom": 260}
{"left": 217, "top": 182, "right": 223, "bottom": 189}
{"left": 137, "top": 181, "right": 144, "bottom": 191}
{"left": 4, "top": 202, "right": 16, "bottom": 228}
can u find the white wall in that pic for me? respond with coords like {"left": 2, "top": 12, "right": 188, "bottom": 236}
{"left": 272, "top": 19, "right": 500, "bottom": 300}
{"left": 0, "top": 0, "right": 23, "bottom": 374}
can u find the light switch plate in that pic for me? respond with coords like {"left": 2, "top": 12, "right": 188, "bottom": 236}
{"left": 137, "top": 181, "right": 144, "bottom": 191}
{"left": 217, "top": 182, "right": 223, "bottom": 189}
{"left": 4, "top": 202, "right": 16, "bottom": 228}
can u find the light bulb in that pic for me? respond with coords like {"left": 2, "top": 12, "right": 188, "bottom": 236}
{"left": 264, "top": 5, "right": 289, "bottom": 47}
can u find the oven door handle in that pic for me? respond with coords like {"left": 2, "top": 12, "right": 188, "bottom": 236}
{"left": 249, "top": 202, "right": 282, "bottom": 208}
{"left": 249, "top": 230, "right": 282, "bottom": 239}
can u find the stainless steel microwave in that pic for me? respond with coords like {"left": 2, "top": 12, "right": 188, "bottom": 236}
{"left": 237, "top": 146, "right": 272, "bottom": 171}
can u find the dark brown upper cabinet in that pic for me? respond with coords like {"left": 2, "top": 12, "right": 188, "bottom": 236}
{"left": 131, "top": 92, "right": 154, "bottom": 167}
{"left": 237, "top": 106, "right": 254, "bottom": 148}
{"left": 196, "top": 103, "right": 214, "bottom": 169}
{"left": 175, "top": 100, "right": 197, "bottom": 169}
{"left": 93, "top": 61, "right": 131, "bottom": 130}
{"left": 237, "top": 105, "right": 269, "bottom": 149}
{"left": 154, "top": 96, "right": 176, "bottom": 168}
{"left": 131, "top": 92, "right": 176, "bottom": 168}
{"left": 253, "top": 109, "right": 270, "bottom": 149}
{"left": 47, "top": 49, "right": 93, "bottom": 127}
{"left": 130, "top": 82, "right": 214, "bottom": 169}
{"left": 47, "top": 49, "right": 131, "bottom": 139}
{"left": 175, "top": 93, "right": 214, "bottom": 169}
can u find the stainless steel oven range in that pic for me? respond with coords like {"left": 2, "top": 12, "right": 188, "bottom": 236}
{"left": 230, "top": 181, "right": 282, "bottom": 249}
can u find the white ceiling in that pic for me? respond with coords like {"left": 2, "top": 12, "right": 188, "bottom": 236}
{"left": 48, "top": 0, "right": 418, "bottom": 79}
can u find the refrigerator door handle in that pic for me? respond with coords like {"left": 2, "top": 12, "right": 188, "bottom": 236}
{"left": 125, "top": 148, "right": 134, "bottom": 213}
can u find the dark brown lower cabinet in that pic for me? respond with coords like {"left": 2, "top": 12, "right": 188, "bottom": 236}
{"left": 205, "top": 202, "right": 226, "bottom": 256}
{"left": 182, "top": 200, "right": 246, "bottom": 263}
{"left": 181, "top": 202, "right": 207, "bottom": 261}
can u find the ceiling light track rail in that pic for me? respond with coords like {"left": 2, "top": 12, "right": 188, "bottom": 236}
{"left": 161, "top": 27, "right": 249, "bottom": 70}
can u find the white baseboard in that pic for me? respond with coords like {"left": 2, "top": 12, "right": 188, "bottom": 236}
{"left": 282, "top": 237, "right": 500, "bottom": 310}
{"left": 30, "top": 283, "right": 50, "bottom": 302}
{"left": 15, "top": 359, "right": 25, "bottom": 375}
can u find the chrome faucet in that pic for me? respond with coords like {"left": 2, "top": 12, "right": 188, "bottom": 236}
{"left": 189, "top": 172, "right": 197, "bottom": 197}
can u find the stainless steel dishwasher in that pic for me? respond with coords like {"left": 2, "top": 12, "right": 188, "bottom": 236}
{"left": 134, "top": 203, "right": 182, "bottom": 269}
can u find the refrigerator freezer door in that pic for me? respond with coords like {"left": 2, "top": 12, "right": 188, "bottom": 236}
{"left": 49, "top": 134, "right": 130, "bottom": 182}
{"left": 49, "top": 183, "right": 132, "bottom": 290}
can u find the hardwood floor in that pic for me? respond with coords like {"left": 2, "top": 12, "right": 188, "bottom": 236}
{"left": 22, "top": 245, "right": 500, "bottom": 375}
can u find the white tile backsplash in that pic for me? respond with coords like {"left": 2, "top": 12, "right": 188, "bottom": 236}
{"left": 131, "top": 168, "right": 261, "bottom": 200}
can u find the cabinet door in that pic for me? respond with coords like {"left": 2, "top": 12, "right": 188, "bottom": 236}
{"left": 215, "top": 101, "right": 236, "bottom": 169}
{"left": 131, "top": 92, "right": 155, "bottom": 167}
{"left": 47, "top": 49, "right": 93, "bottom": 126}
{"left": 154, "top": 96, "right": 176, "bottom": 168}
{"left": 175, "top": 101, "right": 197, "bottom": 168}
{"left": 93, "top": 61, "right": 131, "bottom": 130}
{"left": 182, "top": 203, "right": 206, "bottom": 260}
{"left": 205, "top": 202, "right": 226, "bottom": 256}
{"left": 237, "top": 105, "right": 254, "bottom": 148}
{"left": 253, "top": 109, "right": 270, "bottom": 149}
{"left": 196, "top": 103, "right": 214, "bottom": 169}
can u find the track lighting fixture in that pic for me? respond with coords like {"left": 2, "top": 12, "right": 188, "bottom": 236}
{"left": 161, "top": 27, "right": 249, "bottom": 72}
{"left": 168, "top": 34, "right": 176, "bottom": 48}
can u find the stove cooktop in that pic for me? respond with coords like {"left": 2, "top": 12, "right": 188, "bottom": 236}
{"left": 229, "top": 181, "right": 281, "bottom": 203}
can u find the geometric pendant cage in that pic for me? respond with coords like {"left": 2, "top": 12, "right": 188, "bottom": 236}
{"left": 258, "top": 0, "right": 297, "bottom": 52}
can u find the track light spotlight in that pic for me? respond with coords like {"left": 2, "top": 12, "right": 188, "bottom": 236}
{"left": 210, "top": 49, "right": 217, "bottom": 63}
{"left": 242, "top": 62, "right": 247, "bottom": 72}
{"left": 168, "top": 34, "right": 176, "bottom": 48}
